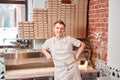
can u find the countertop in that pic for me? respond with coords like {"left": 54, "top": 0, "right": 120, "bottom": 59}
{"left": 6, "top": 65, "right": 96, "bottom": 79}
{"left": 5, "top": 57, "right": 96, "bottom": 79}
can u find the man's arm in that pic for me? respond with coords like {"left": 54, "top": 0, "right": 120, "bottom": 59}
{"left": 75, "top": 42, "right": 86, "bottom": 60}
{"left": 42, "top": 49, "right": 52, "bottom": 61}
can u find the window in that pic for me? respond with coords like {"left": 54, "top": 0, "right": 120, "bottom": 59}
{"left": 0, "top": 4, "right": 25, "bottom": 28}
{"left": 0, "top": 0, "right": 27, "bottom": 46}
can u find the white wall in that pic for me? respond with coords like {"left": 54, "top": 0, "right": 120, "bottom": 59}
{"left": 108, "top": 0, "right": 120, "bottom": 69}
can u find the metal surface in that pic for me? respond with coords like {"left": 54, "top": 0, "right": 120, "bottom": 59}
{"left": 4, "top": 48, "right": 92, "bottom": 70}
{"left": 4, "top": 49, "right": 43, "bottom": 59}
{"left": 4, "top": 49, "right": 54, "bottom": 70}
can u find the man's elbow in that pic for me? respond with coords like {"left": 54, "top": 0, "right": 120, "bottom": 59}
{"left": 81, "top": 42, "right": 86, "bottom": 48}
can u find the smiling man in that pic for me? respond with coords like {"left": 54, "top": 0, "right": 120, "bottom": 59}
{"left": 42, "top": 20, "right": 85, "bottom": 80}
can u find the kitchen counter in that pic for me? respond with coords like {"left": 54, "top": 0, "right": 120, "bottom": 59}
{"left": 5, "top": 57, "right": 93, "bottom": 70}
{"left": 6, "top": 65, "right": 97, "bottom": 80}
{"left": 5, "top": 57, "right": 52, "bottom": 66}
{"left": 6, "top": 66, "right": 98, "bottom": 80}
{"left": 5, "top": 57, "right": 54, "bottom": 79}
{"left": 4, "top": 48, "right": 94, "bottom": 79}
{"left": 6, "top": 67, "right": 54, "bottom": 79}
{"left": 5, "top": 58, "right": 97, "bottom": 79}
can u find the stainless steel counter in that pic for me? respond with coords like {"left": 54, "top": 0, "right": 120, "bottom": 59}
{"left": 4, "top": 49, "right": 53, "bottom": 70}
{"left": 5, "top": 64, "right": 98, "bottom": 80}
{"left": 5, "top": 58, "right": 54, "bottom": 70}
{"left": 3, "top": 48, "right": 96, "bottom": 80}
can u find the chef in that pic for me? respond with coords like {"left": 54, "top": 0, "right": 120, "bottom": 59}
{"left": 42, "top": 20, "right": 85, "bottom": 80}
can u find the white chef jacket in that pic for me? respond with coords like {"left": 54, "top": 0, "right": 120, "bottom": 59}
{"left": 42, "top": 36, "right": 82, "bottom": 80}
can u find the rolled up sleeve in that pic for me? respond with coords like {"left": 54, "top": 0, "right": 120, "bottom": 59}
{"left": 69, "top": 36, "right": 81, "bottom": 47}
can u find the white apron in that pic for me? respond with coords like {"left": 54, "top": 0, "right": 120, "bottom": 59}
{"left": 51, "top": 37, "right": 82, "bottom": 80}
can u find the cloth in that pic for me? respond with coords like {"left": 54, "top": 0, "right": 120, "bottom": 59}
{"left": 42, "top": 36, "right": 82, "bottom": 80}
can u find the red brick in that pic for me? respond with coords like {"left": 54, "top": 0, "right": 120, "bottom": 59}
{"left": 100, "top": 27, "right": 108, "bottom": 32}
{"left": 88, "top": 0, "right": 108, "bottom": 61}
{"left": 96, "top": 27, "right": 101, "bottom": 32}
{"left": 92, "top": 27, "right": 97, "bottom": 31}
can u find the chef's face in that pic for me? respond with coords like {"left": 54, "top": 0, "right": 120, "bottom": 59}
{"left": 54, "top": 23, "right": 65, "bottom": 38}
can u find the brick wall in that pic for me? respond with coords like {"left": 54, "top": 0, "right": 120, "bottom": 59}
{"left": 88, "top": 0, "right": 108, "bottom": 61}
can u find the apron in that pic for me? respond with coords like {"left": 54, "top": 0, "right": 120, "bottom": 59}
{"left": 51, "top": 37, "right": 82, "bottom": 80}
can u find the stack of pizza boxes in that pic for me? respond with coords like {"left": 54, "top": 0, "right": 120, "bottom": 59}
{"left": 32, "top": 9, "right": 48, "bottom": 39}
{"left": 18, "top": 21, "right": 34, "bottom": 39}
{"left": 18, "top": 0, "right": 88, "bottom": 39}
{"left": 61, "top": 4, "right": 75, "bottom": 37}
{"left": 46, "top": 0, "right": 62, "bottom": 38}
{"left": 72, "top": 0, "right": 88, "bottom": 38}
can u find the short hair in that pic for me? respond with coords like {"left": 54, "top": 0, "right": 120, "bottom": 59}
{"left": 54, "top": 20, "right": 66, "bottom": 28}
